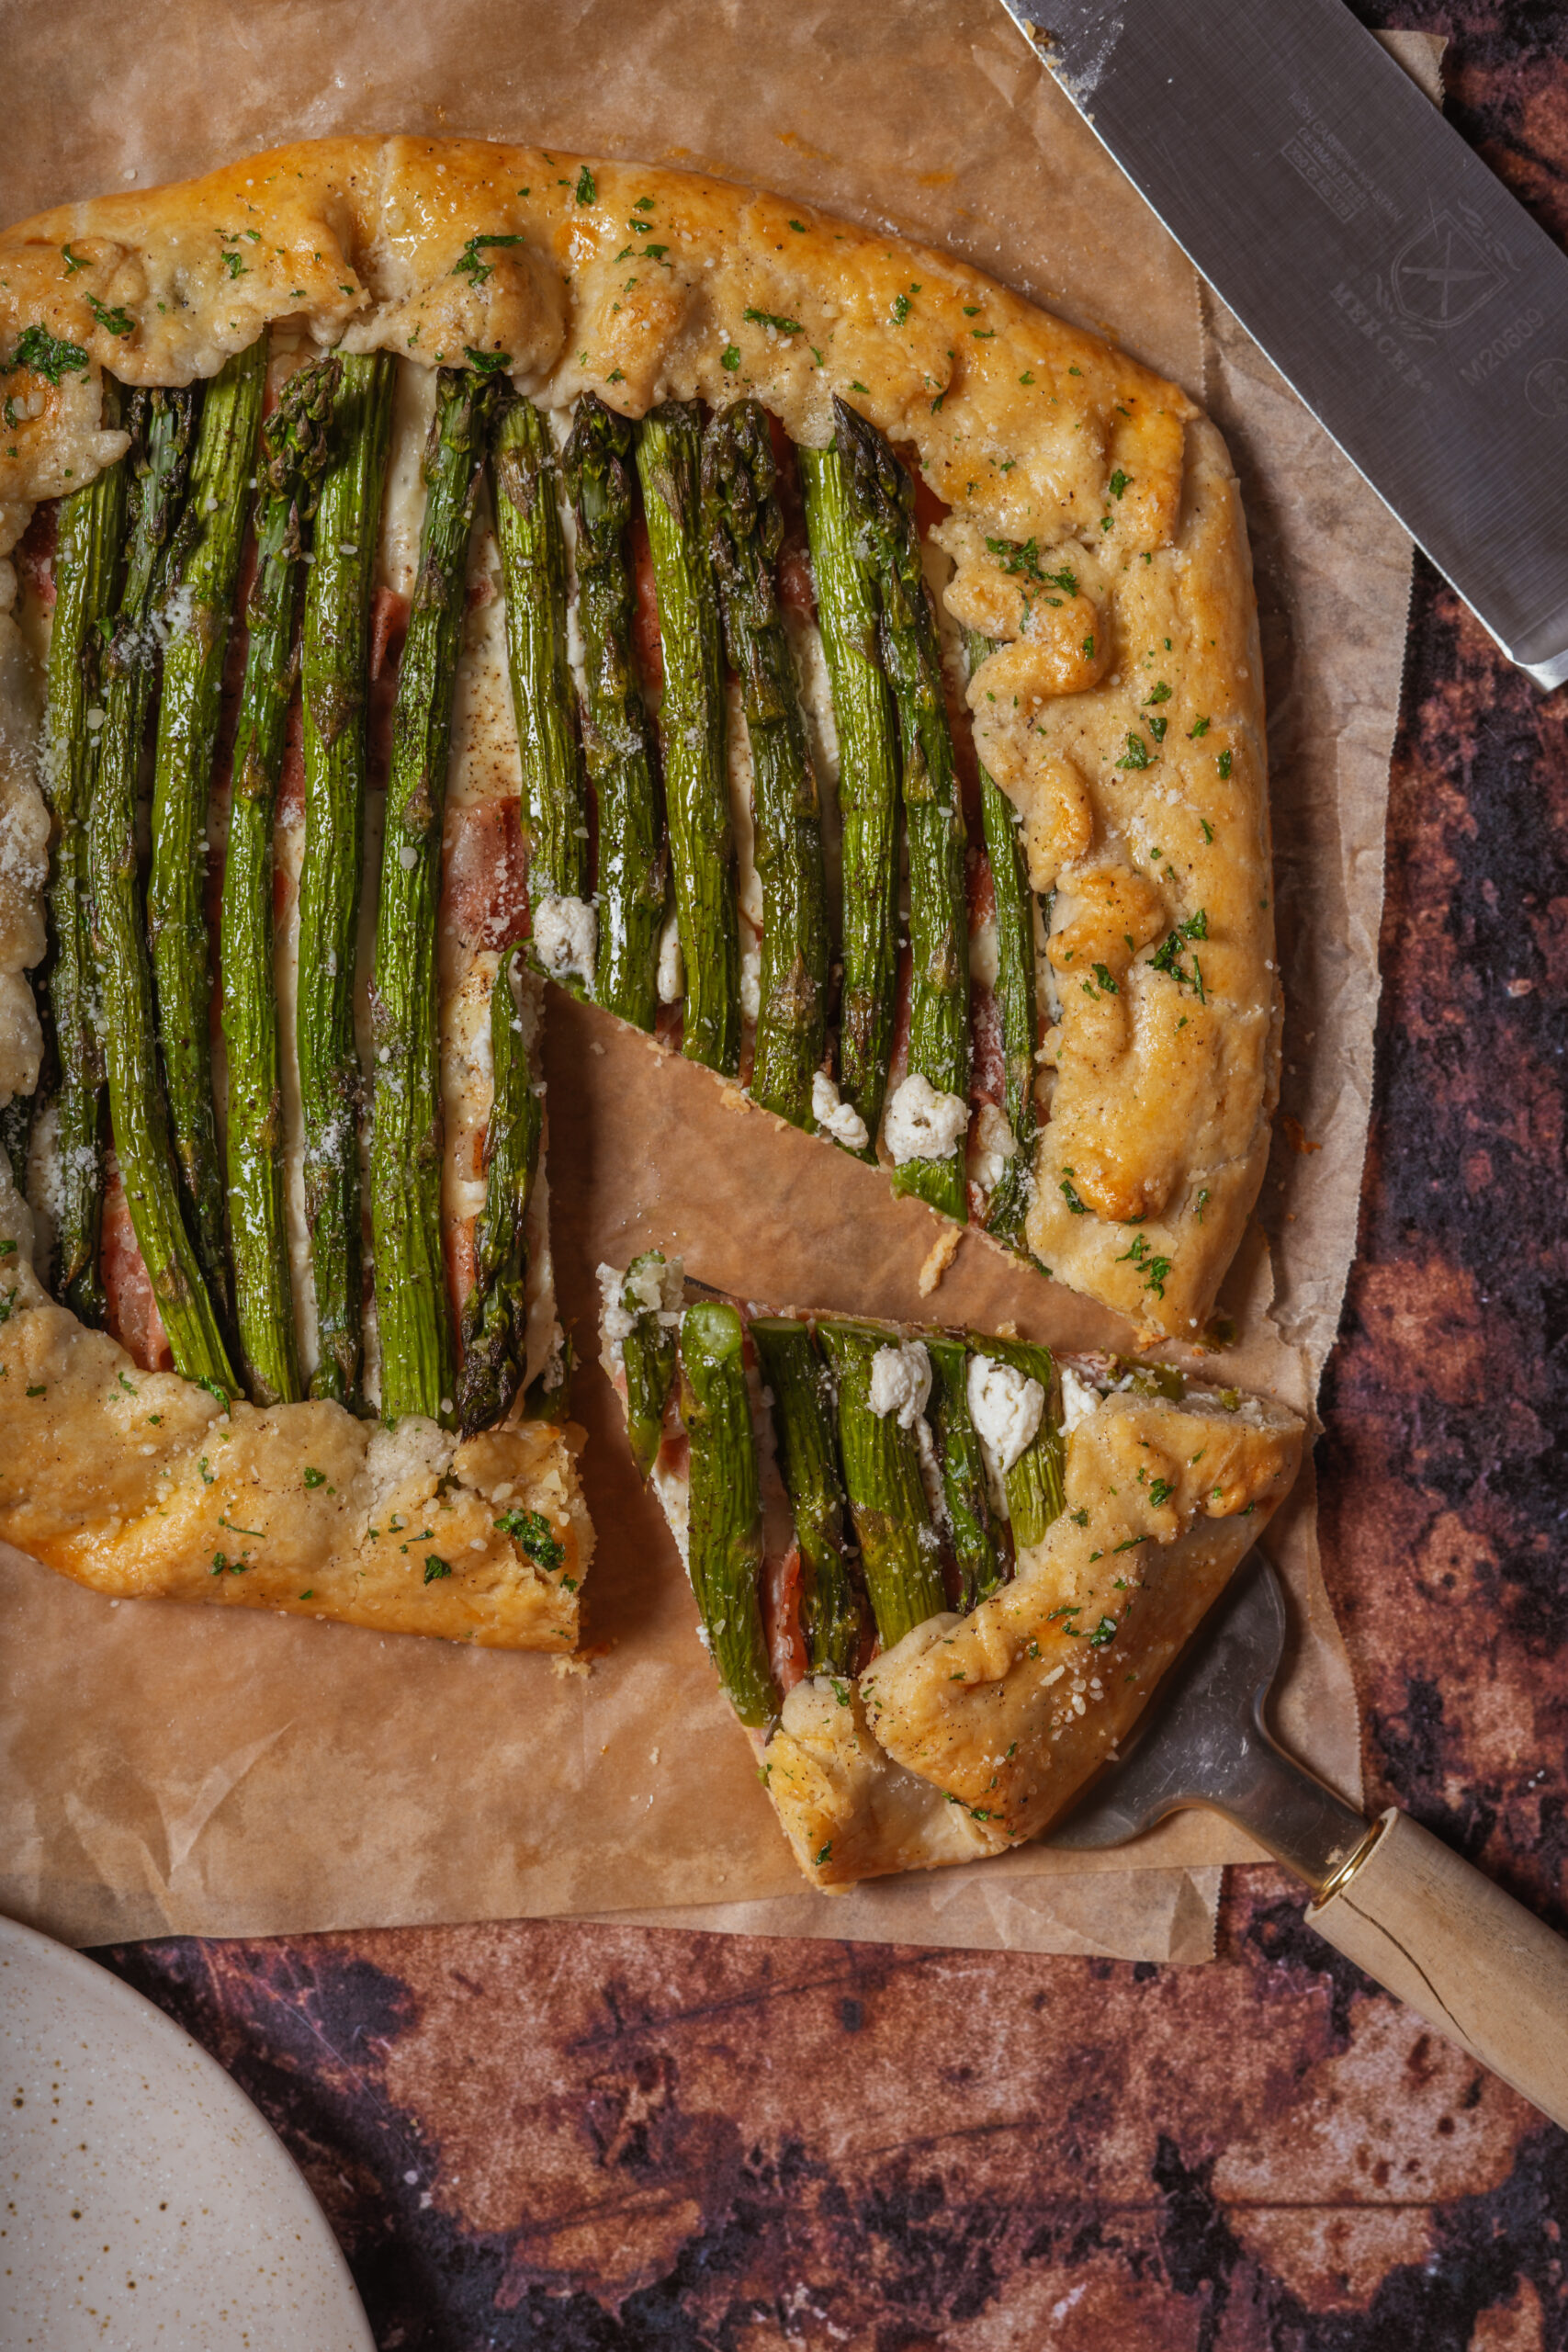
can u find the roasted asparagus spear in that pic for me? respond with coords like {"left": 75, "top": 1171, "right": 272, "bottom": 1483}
{"left": 298, "top": 351, "right": 395, "bottom": 1407}
{"left": 220, "top": 355, "right": 338, "bottom": 1406}
{"left": 369, "top": 365, "right": 494, "bottom": 1426}
{"left": 491, "top": 390, "right": 592, "bottom": 989}
{"left": 637, "top": 403, "right": 740, "bottom": 1074}
{"left": 88, "top": 388, "right": 236, "bottom": 1394}
{"left": 704, "top": 401, "right": 829, "bottom": 1129}
{"left": 798, "top": 436, "right": 900, "bottom": 1157}
{"left": 562, "top": 394, "right": 666, "bottom": 1028}
{"left": 38, "top": 404, "right": 126, "bottom": 1320}
{"left": 965, "top": 628, "right": 1040, "bottom": 1247}
{"left": 751, "top": 1316, "right": 862, "bottom": 1677}
{"left": 146, "top": 340, "right": 266, "bottom": 1322}
{"left": 816, "top": 1321, "right": 946, "bottom": 1647}
{"left": 456, "top": 947, "right": 543, "bottom": 1434}
{"left": 680, "top": 1300, "right": 778, "bottom": 1727}
{"left": 837, "top": 401, "right": 970, "bottom": 1218}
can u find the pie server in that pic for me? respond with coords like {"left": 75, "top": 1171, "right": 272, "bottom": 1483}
{"left": 992, "top": 0, "right": 1568, "bottom": 690}
{"left": 1049, "top": 1550, "right": 1568, "bottom": 2126}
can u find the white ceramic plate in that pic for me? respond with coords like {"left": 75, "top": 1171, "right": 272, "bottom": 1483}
{"left": 0, "top": 1912, "right": 377, "bottom": 2349}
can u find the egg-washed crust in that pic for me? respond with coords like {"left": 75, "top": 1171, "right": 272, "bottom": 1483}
{"left": 0, "top": 1245, "right": 590, "bottom": 1647}
{"left": 0, "top": 135, "right": 1276, "bottom": 1343}
{"left": 773, "top": 1386, "right": 1301, "bottom": 1888}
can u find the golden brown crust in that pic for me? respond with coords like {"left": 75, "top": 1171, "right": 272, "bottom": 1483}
{"left": 0, "top": 1261, "right": 588, "bottom": 1647}
{"left": 768, "top": 1387, "right": 1301, "bottom": 1890}
{"left": 0, "top": 138, "right": 1277, "bottom": 1642}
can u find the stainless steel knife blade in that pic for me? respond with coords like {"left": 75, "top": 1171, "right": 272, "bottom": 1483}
{"left": 994, "top": 0, "right": 1568, "bottom": 689}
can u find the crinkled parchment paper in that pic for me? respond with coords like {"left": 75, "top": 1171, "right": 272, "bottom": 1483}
{"left": 0, "top": 5, "right": 1436, "bottom": 1958}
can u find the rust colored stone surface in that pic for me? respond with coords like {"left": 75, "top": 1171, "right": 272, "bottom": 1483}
{"left": 92, "top": 6, "right": 1568, "bottom": 2341}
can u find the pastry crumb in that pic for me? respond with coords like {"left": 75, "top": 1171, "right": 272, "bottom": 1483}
{"left": 917, "top": 1226, "right": 963, "bottom": 1296}
{"left": 551, "top": 1652, "right": 592, "bottom": 1680}
{"left": 719, "top": 1084, "right": 748, "bottom": 1113}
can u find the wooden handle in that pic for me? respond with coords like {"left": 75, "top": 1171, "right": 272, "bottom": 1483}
{"left": 1308, "top": 1808, "right": 1568, "bottom": 2127}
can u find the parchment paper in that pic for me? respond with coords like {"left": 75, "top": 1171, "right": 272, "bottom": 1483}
{"left": 0, "top": 5, "right": 1433, "bottom": 1959}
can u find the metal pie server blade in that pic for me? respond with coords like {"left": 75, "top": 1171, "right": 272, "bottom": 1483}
{"left": 1043, "top": 1550, "right": 1568, "bottom": 2132}
{"left": 1048, "top": 1548, "right": 1368, "bottom": 1887}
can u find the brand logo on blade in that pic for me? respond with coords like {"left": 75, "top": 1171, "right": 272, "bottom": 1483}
{"left": 1386, "top": 203, "right": 1515, "bottom": 336}
{"left": 1525, "top": 357, "right": 1568, "bottom": 419}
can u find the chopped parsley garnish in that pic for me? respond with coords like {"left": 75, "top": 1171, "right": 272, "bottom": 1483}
{"left": 1195, "top": 1187, "right": 1211, "bottom": 1222}
{"left": 1116, "top": 733, "right": 1151, "bottom": 771}
{"left": 85, "top": 294, "right": 133, "bottom": 336}
{"left": 221, "top": 251, "right": 246, "bottom": 279}
{"left": 1090, "top": 961, "right": 1119, "bottom": 995}
{"left": 1145, "top": 680, "right": 1170, "bottom": 704}
{"left": 575, "top": 166, "right": 597, "bottom": 205}
{"left": 788, "top": 219, "right": 807, "bottom": 232}
{"left": 423, "top": 1555, "right": 452, "bottom": 1584}
{"left": 464, "top": 346, "right": 513, "bottom": 374}
{"left": 61, "top": 243, "right": 89, "bottom": 274}
{"left": 1109, "top": 468, "right": 1130, "bottom": 498}
{"left": 1217, "top": 749, "right": 1234, "bottom": 779}
{"left": 1088, "top": 1616, "right": 1120, "bottom": 1648}
{"left": 10, "top": 323, "right": 89, "bottom": 383}
{"left": 743, "top": 306, "right": 804, "bottom": 334}
{"left": 1059, "top": 1170, "right": 1090, "bottom": 1216}
{"left": 720, "top": 344, "right": 742, "bottom": 371}
{"left": 303, "top": 1466, "right": 327, "bottom": 1489}
{"left": 1115, "top": 1234, "right": 1171, "bottom": 1299}
{"left": 1148, "top": 1477, "right": 1175, "bottom": 1507}
{"left": 1150, "top": 909, "right": 1209, "bottom": 1001}
{"left": 1070, "top": 1507, "right": 1090, "bottom": 1527}
{"left": 1189, "top": 716, "right": 1211, "bottom": 738}
{"left": 452, "top": 232, "right": 524, "bottom": 287}
{"left": 814, "top": 1841, "right": 832, "bottom": 1867}
{"left": 495, "top": 1508, "right": 566, "bottom": 1569}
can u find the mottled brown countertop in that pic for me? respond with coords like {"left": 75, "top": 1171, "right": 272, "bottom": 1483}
{"left": 95, "top": 5, "right": 1568, "bottom": 2342}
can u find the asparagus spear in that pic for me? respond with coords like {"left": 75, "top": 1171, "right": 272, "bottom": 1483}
{"left": 220, "top": 356, "right": 338, "bottom": 1406}
{"left": 456, "top": 947, "right": 543, "bottom": 1434}
{"left": 974, "top": 1334, "right": 1065, "bottom": 1546}
{"left": 618, "top": 1250, "right": 678, "bottom": 1481}
{"left": 817, "top": 1321, "right": 946, "bottom": 1648}
{"left": 0, "top": 1093, "right": 32, "bottom": 1195}
{"left": 38, "top": 414, "right": 126, "bottom": 1320}
{"left": 490, "top": 390, "right": 591, "bottom": 932}
{"left": 636, "top": 403, "right": 740, "bottom": 1074}
{"left": 563, "top": 394, "right": 664, "bottom": 1028}
{"left": 924, "top": 1331, "right": 1004, "bottom": 1611}
{"left": 298, "top": 351, "right": 394, "bottom": 1407}
{"left": 146, "top": 340, "right": 266, "bottom": 1321}
{"left": 751, "top": 1316, "right": 862, "bottom": 1677}
{"left": 965, "top": 628, "right": 1040, "bottom": 1248}
{"left": 703, "top": 402, "right": 829, "bottom": 1129}
{"left": 798, "top": 439, "right": 900, "bottom": 1156}
{"left": 370, "top": 366, "right": 495, "bottom": 1426}
{"left": 837, "top": 400, "right": 970, "bottom": 1218}
{"left": 88, "top": 389, "right": 236, "bottom": 1394}
{"left": 679, "top": 1300, "right": 778, "bottom": 1727}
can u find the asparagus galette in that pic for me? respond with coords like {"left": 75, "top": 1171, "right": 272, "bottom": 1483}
{"left": 600, "top": 1256, "right": 1303, "bottom": 1887}
{"left": 0, "top": 137, "right": 1278, "bottom": 1645}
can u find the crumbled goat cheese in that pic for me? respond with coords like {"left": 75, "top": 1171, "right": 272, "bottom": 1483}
{"left": 868, "top": 1340, "right": 932, "bottom": 1431}
{"left": 970, "top": 1100, "right": 1017, "bottom": 1194}
{"left": 884, "top": 1071, "right": 969, "bottom": 1167}
{"left": 967, "top": 1353, "right": 1044, "bottom": 1476}
{"left": 657, "top": 910, "right": 684, "bottom": 1003}
{"left": 1060, "top": 1365, "right": 1103, "bottom": 1435}
{"left": 811, "top": 1070, "right": 870, "bottom": 1153}
{"left": 532, "top": 894, "right": 596, "bottom": 985}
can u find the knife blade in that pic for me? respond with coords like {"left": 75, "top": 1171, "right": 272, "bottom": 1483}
{"left": 993, "top": 0, "right": 1568, "bottom": 690}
